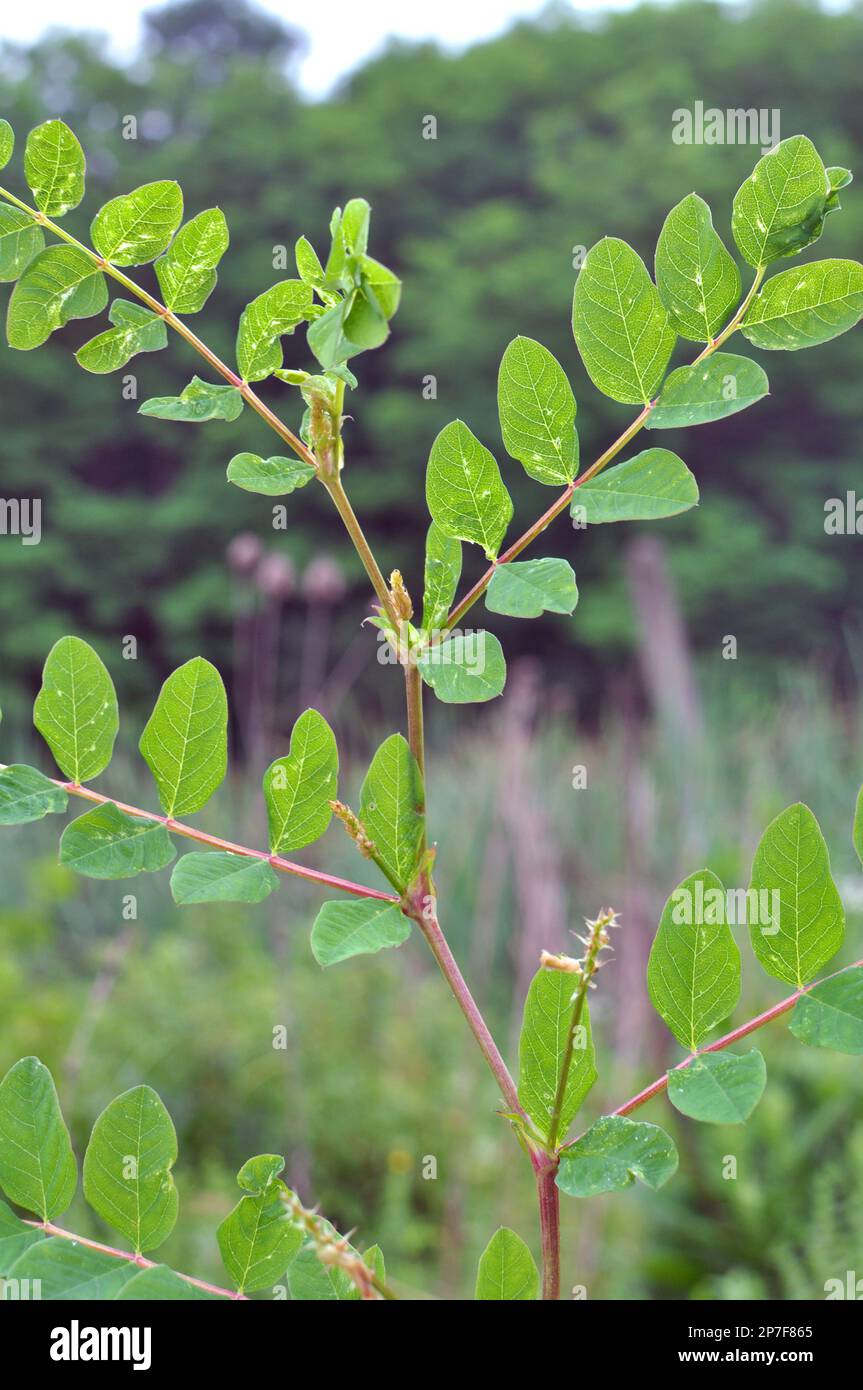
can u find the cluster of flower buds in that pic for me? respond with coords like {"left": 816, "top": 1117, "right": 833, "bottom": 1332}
{"left": 329, "top": 799, "right": 377, "bottom": 860}
{"left": 540, "top": 907, "right": 621, "bottom": 989}
{"left": 281, "top": 1190, "right": 381, "bottom": 1300}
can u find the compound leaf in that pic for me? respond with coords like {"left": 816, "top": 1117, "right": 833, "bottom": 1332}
{"left": 572, "top": 448, "right": 697, "bottom": 525}
{"left": 647, "top": 353, "right": 769, "bottom": 429}
{"left": 155, "top": 207, "right": 228, "bottom": 313}
{"left": 426, "top": 420, "right": 513, "bottom": 560}
{"left": 497, "top": 336, "right": 578, "bottom": 484}
{"left": 139, "top": 656, "right": 228, "bottom": 817}
{"left": 556, "top": 1115, "right": 678, "bottom": 1198}
{"left": 91, "top": 181, "right": 183, "bottom": 266}
{"left": 740, "top": 259, "right": 863, "bottom": 350}
{"left": 486, "top": 557, "right": 577, "bottom": 619}
{"left": 572, "top": 237, "right": 676, "bottom": 404}
{"left": 59, "top": 802, "right": 176, "bottom": 879}
{"left": 263, "top": 708, "right": 338, "bottom": 855}
{"left": 475, "top": 1228, "right": 538, "bottom": 1301}
{"left": 83, "top": 1085, "right": 178, "bottom": 1254}
{"left": 655, "top": 193, "right": 741, "bottom": 342}
{"left": 748, "top": 802, "right": 844, "bottom": 987}
{"left": 667, "top": 1049, "right": 766, "bottom": 1124}
{"left": 33, "top": 635, "right": 119, "bottom": 784}
{"left": 647, "top": 869, "right": 741, "bottom": 1051}
{"left": 0, "top": 1057, "right": 77, "bottom": 1221}
{"left": 24, "top": 119, "right": 85, "bottom": 217}
{"left": 311, "top": 899, "right": 410, "bottom": 968}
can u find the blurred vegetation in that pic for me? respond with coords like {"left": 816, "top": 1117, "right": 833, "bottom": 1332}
{"left": 2, "top": 674, "right": 863, "bottom": 1298}
{"left": 1, "top": 0, "right": 863, "bottom": 735}
{"left": 2, "top": 0, "right": 863, "bottom": 1301}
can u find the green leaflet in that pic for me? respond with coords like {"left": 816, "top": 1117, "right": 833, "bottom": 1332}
{"left": 83, "top": 1085, "right": 178, "bottom": 1254}
{"left": 217, "top": 1155, "right": 303, "bottom": 1294}
{"left": 155, "top": 207, "right": 229, "bottom": 313}
{"left": 227, "top": 452, "right": 316, "bottom": 496}
{"left": 263, "top": 708, "right": 338, "bottom": 854}
{"left": 0, "top": 1198, "right": 43, "bottom": 1272}
{"left": 789, "top": 967, "right": 863, "bottom": 1054}
{"left": 139, "top": 656, "right": 228, "bottom": 817}
{"left": 572, "top": 237, "right": 676, "bottom": 404}
{"left": 655, "top": 194, "right": 741, "bottom": 343}
{"left": 556, "top": 1115, "right": 678, "bottom": 1198}
{"left": 748, "top": 802, "right": 844, "bottom": 988}
{"left": 359, "top": 732, "right": 424, "bottom": 891}
{"left": 0, "top": 119, "right": 13, "bottom": 170}
{"left": 732, "top": 135, "right": 830, "bottom": 268}
{"left": 0, "top": 1057, "right": 77, "bottom": 1221}
{"left": 76, "top": 299, "right": 167, "bottom": 374}
{"left": 7, "top": 1238, "right": 139, "bottom": 1299}
{"left": 308, "top": 202, "right": 401, "bottom": 369}
{"left": 170, "top": 851, "right": 278, "bottom": 905}
{"left": 667, "top": 1050, "right": 766, "bottom": 1124}
{"left": 287, "top": 1228, "right": 384, "bottom": 1301}
{"left": 425, "top": 419, "right": 513, "bottom": 560}
{"left": 517, "top": 966, "right": 596, "bottom": 1145}
{"left": 853, "top": 780, "right": 863, "bottom": 868}
{"left": 421, "top": 522, "right": 462, "bottom": 634}
{"left": 475, "top": 1227, "right": 539, "bottom": 1301}
{"left": 740, "top": 259, "right": 863, "bottom": 350}
{"left": 416, "top": 630, "right": 507, "bottom": 703}
{"left": 485, "top": 557, "right": 578, "bottom": 619}
{"left": 0, "top": 764, "right": 68, "bottom": 825}
{"left": 117, "top": 1264, "right": 224, "bottom": 1299}
{"left": 0, "top": 206, "right": 45, "bottom": 282}
{"left": 7, "top": 245, "right": 107, "bottom": 350}
{"left": 59, "top": 802, "right": 176, "bottom": 879}
{"left": 139, "top": 375, "right": 243, "bottom": 423}
{"left": 572, "top": 448, "right": 698, "bottom": 525}
{"left": 23, "top": 119, "right": 85, "bottom": 217}
{"left": 647, "top": 869, "right": 741, "bottom": 1052}
{"left": 311, "top": 899, "right": 410, "bottom": 968}
{"left": 33, "top": 635, "right": 119, "bottom": 784}
{"left": 91, "top": 180, "right": 184, "bottom": 266}
{"left": 236, "top": 279, "right": 313, "bottom": 382}
{"left": 497, "top": 336, "right": 579, "bottom": 485}
{"left": 647, "top": 353, "right": 769, "bottom": 429}
{"left": 295, "top": 235, "right": 326, "bottom": 288}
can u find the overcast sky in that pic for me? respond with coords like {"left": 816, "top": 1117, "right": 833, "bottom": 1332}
{"left": 1, "top": 0, "right": 656, "bottom": 95}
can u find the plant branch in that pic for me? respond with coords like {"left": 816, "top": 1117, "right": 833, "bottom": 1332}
{"left": 445, "top": 268, "right": 766, "bottom": 632}
{"left": 25, "top": 1219, "right": 245, "bottom": 1300}
{"left": 565, "top": 955, "right": 863, "bottom": 1144}
{"left": 0, "top": 185, "right": 401, "bottom": 625}
{"left": 534, "top": 1164, "right": 560, "bottom": 1301}
{"left": 0, "top": 764, "right": 398, "bottom": 904}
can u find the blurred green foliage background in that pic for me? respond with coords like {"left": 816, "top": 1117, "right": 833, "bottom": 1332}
{"left": 1, "top": 0, "right": 863, "bottom": 1299}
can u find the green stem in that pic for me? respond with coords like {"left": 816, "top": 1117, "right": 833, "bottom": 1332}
{"left": 321, "top": 473, "right": 396, "bottom": 621}
{"left": 445, "top": 267, "right": 766, "bottom": 631}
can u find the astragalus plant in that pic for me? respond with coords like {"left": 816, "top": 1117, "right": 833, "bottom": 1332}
{"left": 0, "top": 118, "right": 862, "bottom": 1300}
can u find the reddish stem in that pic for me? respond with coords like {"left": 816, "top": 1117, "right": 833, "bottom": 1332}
{"left": 534, "top": 1161, "right": 561, "bottom": 1300}
{"left": 26, "top": 1220, "right": 244, "bottom": 1300}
